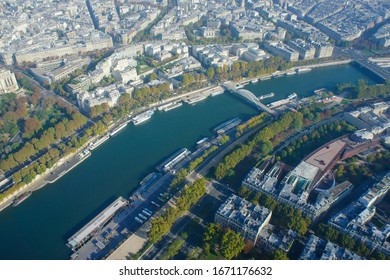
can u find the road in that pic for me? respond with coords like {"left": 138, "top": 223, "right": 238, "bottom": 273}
{"left": 338, "top": 47, "right": 390, "bottom": 81}
{"left": 140, "top": 179, "right": 230, "bottom": 260}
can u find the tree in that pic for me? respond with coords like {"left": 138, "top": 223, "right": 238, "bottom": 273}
{"left": 182, "top": 73, "right": 195, "bottom": 88}
{"left": 170, "top": 168, "right": 188, "bottom": 189}
{"left": 270, "top": 250, "right": 289, "bottom": 260}
{"left": 220, "top": 229, "right": 245, "bottom": 260}
{"left": 206, "top": 67, "right": 215, "bottom": 80}
{"left": 13, "top": 172, "right": 22, "bottom": 183}
{"left": 54, "top": 122, "right": 67, "bottom": 139}
{"left": 23, "top": 117, "right": 41, "bottom": 136}
{"left": 147, "top": 73, "right": 158, "bottom": 83}
{"left": 203, "top": 223, "right": 223, "bottom": 246}
{"left": 220, "top": 135, "right": 229, "bottom": 145}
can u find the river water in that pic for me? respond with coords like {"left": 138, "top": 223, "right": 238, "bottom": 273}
{"left": 0, "top": 64, "right": 380, "bottom": 259}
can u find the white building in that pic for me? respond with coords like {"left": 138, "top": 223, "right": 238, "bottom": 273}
{"left": 0, "top": 69, "right": 19, "bottom": 94}
{"left": 215, "top": 194, "right": 272, "bottom": 244}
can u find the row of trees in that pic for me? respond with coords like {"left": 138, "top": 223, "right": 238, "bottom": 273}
{"left": 1, "top": 119, "right": 107, "bottom": 200}
{"left": 215, "top": 111, "right": 303, "bottom": 180}
{"left": 188, "top": 145, "right": 219, "bottom": 172}
{"left": 11, "top": 148, "right": 60, "bottom": 186}
{"left": 160, "top": 238, "right": 185, "bottom": 260}
{"left": 278, "top": 121, "right": 356, "bottom": 166}
{"left": 235, "top": 113, "right": 269, "bottom": 137}
{"left": 132, "top": 82, "right": 172, "bottom": 106}
{"left": 0, "top": 112, "right": 88, "bottom": 172}
{"left": 202, "top": 223, "right": 245, "bottom": 260}
{"left": 148, "top": 178, "right": 207, "bottom": 243}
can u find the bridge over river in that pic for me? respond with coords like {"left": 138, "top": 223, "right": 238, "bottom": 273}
{"left": 223, "top": 82, "right": 279, "bottom": 117}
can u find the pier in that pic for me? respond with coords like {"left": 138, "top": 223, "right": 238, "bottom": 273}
{"left": 223, "top": 82, "right": 278, "bottom": 117}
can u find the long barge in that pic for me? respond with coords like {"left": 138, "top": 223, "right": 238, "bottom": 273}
{"left": 185, "top": 95, "right": 207, "bottom": 105}
{"left": 163, "top": 101, "right": 182, "bottom": 112}
{"left": 12, "top": 191, "right": 32, "bottom": 207}
{"left": 259, "top": 93, "right": 275, "bottom": 100}
{"left": 109, "top": 123, "right": 127, "bottom": 137}
{"left": 213, "top": 117, "right": 242, "bottom": 135}
{"left": 158, "top": 102, "right": 174, "bottom": 111}
{"left": 89, "top": 135, "right": 110, "bottom": 150}
{"left": 157, "top": 148, "right": 190, "bottom": 172}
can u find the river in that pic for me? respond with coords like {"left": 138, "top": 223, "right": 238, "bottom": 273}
{"left": 0, "top": 63, "right": 381, "bottom": 260}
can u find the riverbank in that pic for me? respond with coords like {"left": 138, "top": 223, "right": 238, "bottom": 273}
{"left": 0, "top": 85, "right": 224, "bottom": 213}
{"left": 234, "top": 59, "right": 353, "bottom": 87}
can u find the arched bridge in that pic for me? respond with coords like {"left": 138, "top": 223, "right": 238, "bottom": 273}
{"left": 223, "top": 82, "right": 278, "bottom": 117}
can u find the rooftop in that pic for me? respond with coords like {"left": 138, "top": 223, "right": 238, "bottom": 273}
{"left": 217, "top": 194, "right": 272, "bottom": 234}
{"left": 305, "top": 140, "right": 346, "bottom": 172}
{"left": 67, "top": 197, "right": 128, "bottom": 248}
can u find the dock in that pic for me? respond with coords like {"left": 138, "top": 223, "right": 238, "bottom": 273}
{"left": 67, "top": 197, "right": 128, "bottom": 250}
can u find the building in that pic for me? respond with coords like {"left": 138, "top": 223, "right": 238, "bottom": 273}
{"left": 344, "top": 103, "right": 390, "bottom": 136}
{"left": 300, "top": 235, "right": 364, "bottom": 260}
{"left": 30, "top": 57, "right": 91, "bottom": 85}
{"left": 257, "top": 224, "right": 297, "bottom": 252}
{"left": 359, "top": 173, "right": 390, "bottom": 208}
{"left": 0, "top": 69, "right": 19, "bottom": 94}
{"left": 264, "top": 42, "right": 299, "bottom": 62}
{"left": 286, "top": 39, "right": 316, "bottom": 60}
{"left": 67, "top": 75, "right": 93, "bottom": 94}
{"left": 329, "top": 172, "right": 390, "bottom": 255}
{"left": 243, "top": 161, "right": 283, "bottom": 196}
{"left": 374, "top": 23, "right": 390, "bottom": 47}
{"left": 77, "top": 83, "right": 124, "bottom": 112}
{"left": 215, "top": 194, "right": 272, "bottom": 244}
{"left": 192, "top": 45, "right": 233, "bottom": 67}
{"left": 200, "top": 27, "right": 217, "bottom": 38}
{"left": 313, "top": 42, "right": 334, "bottom": 58}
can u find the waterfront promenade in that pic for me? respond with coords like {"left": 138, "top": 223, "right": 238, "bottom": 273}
{"left": 0, "top": 85, "right": 223, "bottom": 213}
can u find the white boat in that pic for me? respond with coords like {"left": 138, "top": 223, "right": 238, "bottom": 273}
{"left": 89, "top": 135, "right": 109, "bottom": 150}
{"left": 163, "top": 102, "right": 182, "bottom": 112}
{"left": 285, "top": 70, "right": 295, "bottom": 76}
{"left": 259, "top": 93, "right": 275, "bottom": 100}
{"left": 297, "top": 68, "right": 312, "bottom": 73}
{"left": 76, "top": 149, "right": 91, "bottom": 160}
{"left": 196, "top": 137, "right": 208, "bottom": 145}
{"left": 157, "top": 102, "right": 173, "bottom": 111}
{"left": 288, "top": 93, "right": 297, "bottom": 99}
{"left": 132, "top": 110, "right": 154, "bottom": 125}
{"left": 185, "top": 95, "right": 207, "bottom": 105}
{"left": 109, "top": 123, "right": 127, "bottom": 136}
{"left": 211, "top": 90, "right": 224, "bottom": 97}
